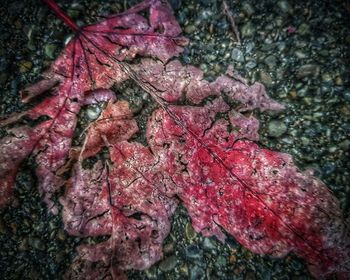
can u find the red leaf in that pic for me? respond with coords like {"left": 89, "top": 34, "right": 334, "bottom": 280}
{"left": 0, "top": 0, "right": 349, "bottom": 279}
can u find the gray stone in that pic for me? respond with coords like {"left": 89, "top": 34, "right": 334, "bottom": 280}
{"left": 185, "top": 244, "right": 202, "bottom": 260}
{"left": 241, "top": 21, "right": 255, "bottom": 38}
{"left": 277, "top": 1, "right": 293, "bottom": 13}
{"left": 190, "top": 265, "right": 205, "bottom": 280}
{"left": 242, "top": 3, "right": 255, "bottom": 17}
{"left": 268, "top": 120, "right": 287, "bottom": 138}
{"left": 44, "top": 44, "right": 57, "bottom": 59}
{"left": 246, "top": 60, "right": 257, "bottom": 69}
{"left": 202, "top": 237, "right": 216, "bottom": 250}
{"left": 231, "top": 48, "right": 244, "bottom": 62}
{"left": 298, "top": 23, "right": 310, "bottom": 35}
{"left": 264, "top": 55, "right": 277, "bottom": 70}
{"left": 28, "top": 237, "right": 45, "bottom": 251}
{"left": 159, "top": 255, "right": 177, "bottom": 272}
{"left": 296, "top": 64, "right": 320, "bottom": 78}
{"left": 245, "top": 42, "right": 255, "bottom": 53}
{"left": 185, "top": 222, "right": 197, "bottom": 240}
{"left": 86, "top": 106, "right": 101, "bottom": 120}
{"left": 259, "top": 71, "right": 273, "bottom": 87}
{"left": 185, "top": 24, "right": 196, "bottom": 34}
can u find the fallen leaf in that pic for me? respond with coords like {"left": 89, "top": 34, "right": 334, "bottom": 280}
{"left": 0, "top": 0, "right": 349, "bottom": 279}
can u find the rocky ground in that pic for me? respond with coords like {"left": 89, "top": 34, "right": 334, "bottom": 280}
{"left": 0, "top": 0, "right": 349, "bottom": 279}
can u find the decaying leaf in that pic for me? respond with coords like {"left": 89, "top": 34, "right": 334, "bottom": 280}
{"left": 0, "top": 0, "right": 349, "bottom": 279}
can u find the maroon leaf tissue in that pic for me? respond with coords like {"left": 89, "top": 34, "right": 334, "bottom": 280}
{"left": 0, "top": 0, "right": 349, "bottom": 279}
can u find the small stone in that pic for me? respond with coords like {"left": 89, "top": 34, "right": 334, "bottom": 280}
{"left": 184, "top": 24, "right": 196, "bottom": 34}
{"left": 245, "top": 60, "right": 257, "bottom": 69}
{"left": 200, "top": 63, "right": 208, "bottom": 72}
{"left": 185, "top": 222, "right": 197, "bottom": 240}
{"left": 14, "top": 19, "right": 22, "bottom": 29}
{"left": 245, "top": 271, "right": 256, "bottom": 280}
{"left": 163, "top": 243, "right": 174, "bottom": 254}
{"left": 242, "top": 3, "right": 255, "bottom": 17}
{"left": 295, "top": 51, "right": 307, "bottom": 59}
{"left": 67, "top": 5, "right": 82, "bottom": 19}
{"left": 159, "top": 255, "right": 177, "bottom": 272}
{"left": 344, "top": 91, "right": 350, "bottom": 101}
{"left": 340, "top": 104, "right": 350, "bottom": 116}
{"left": 145, "top": 266, "right": 157, "bottom": 279}
{"left": 245, "top": 42, "right": 255, "bottom": 53}
{"left": 215, "top": 255, "right": 227, "bottom": 267}
{"left": 339, "top": 140, "right": 350, "bottom": 150}
{"left": 277, "top": 0, "right": 293, "bottom": 13}
{"left": 268, "top": 120, "right": 287, "bottom": 138}
{"left": 180, "top": 264, "right": 189, "bottom": 275}
{"left": 296, "top": 64, "right": 320, "bottom": 78}
{"left": 301, "top": 137, "right": 310, "bottom": 146}
{"left": 202, "top": 237, "right": 216, "bottom": 250}
{"left": 185, "top": 244, "right": 202, "bottom": 260}
{"left": 86, "top": 106, "right": 101, "bottom": 120}
{"left": 229, "top": 254, "right": 237, "bottom": 264}
{"left": 19, "top": 61, "right": 33, "bottom": 73}
{"left": 322, "top": 73, "right": 333, "bottom": 83}
{"left": 259, "top": 71, "right": 273, "bottom": 87}
{"left": 19, "top": 238, "right": 29, "bottom": 251}
{"left": 45, "top": 44, "right": 57, "bottom": 59}
{"left": 335, "top": 76, "right": 343, "bottom": 85}
{"left": 28, "top": 237, "right": 46, "bottom": 251}
{"left": 264, "top": 55, "right": 277, "bottom": 70}
{"left": 231, "top": 48, "right": 245, "bottom": 62}
{"left": 56, "top": 229, "right": 66, "bottom": 241}
{"left": 190, "top": 265, "right": 205, "bottom": 280}
{"left": 0, "top": 72, "right": 8, "bottom": 85}
{"left": 241, "top": 21, "right": 255, "bottom": 38}
{"left": 298, "top": 23, "right": 310, "bottom": 35}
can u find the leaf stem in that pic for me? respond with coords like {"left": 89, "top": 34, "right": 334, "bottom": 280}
{"left": 42, "top": 0, "right": 79, "bottom": 32}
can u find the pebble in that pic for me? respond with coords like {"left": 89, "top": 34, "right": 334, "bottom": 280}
{"left": 296, "top": 64, "right": 320, "bottom": 78}
{"left": 268, "top": 120, "right": 288, "bottom": 138}
{"left": 185, "top": 244, "right": 202, "bottom": 260}
{"left": 28, "top": 237, "right": 46, "bottom": 251}
{"left": 19, "top": 60, "right": 33, "bottom": 73}
{"left": 44, "top": 44, "right": 57, "bottom": 59}
{"left": 185, "top": 222, "right": 197, "bottom": 240}
{"left": 86, "top": 106, "right": 101, "bottom": 120}
{"left": 264, "top": 55, "right": 277, "bottom": 70}
{"left": 0, "top": 72, "right": 8, "bottom": 85}
{"left": 159, "top": 255, "right": 177, "bottom": 272}
{"left": 19, "top": 238, "right": 29, "bottom": 251}
{"left": 295, "top": 50, "right": 307, "bottom": 59}
{"left": 277, "top": 0, "right": 293, "bottom": 13}
{"left": 259, "top": 71, "right": 273, "bottom": 87}
{"left": 185, "top": 24, "right": 196, "bottom": 34}
{"left": 56, "top": 229, "right": 66, "bottom": 241}
{"left": 246, "top": 60, "right": 257, "bottom": 69}
{"left": 231, "top": 48, "right": 245, "bottom": 62}
{"left": 163, "top": 243, "right": 174, "bottom": 254}
{"left": 190, "top": 265, "right": 205, "bottom": 280}
{"left": 202, "top": 237, "right": 216, "bottom": 251}
{"left": 241, "top": 21, "right": 255, "bottom": 38}
{"left": 298, "top": 23, "right": 310, "bottom": 35}
{"left": 242, "top": 3, "right": 255, "bottom": 17}
{"left": 215, "top": 255, "right": 227, "bottom": 267}
{"left": 321, "top": 73, "right": 333, "bottom": 83}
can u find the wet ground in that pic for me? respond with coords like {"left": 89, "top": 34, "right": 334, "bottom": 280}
{"left": 0, "top": 0, "right": 349, "bottom": 279}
